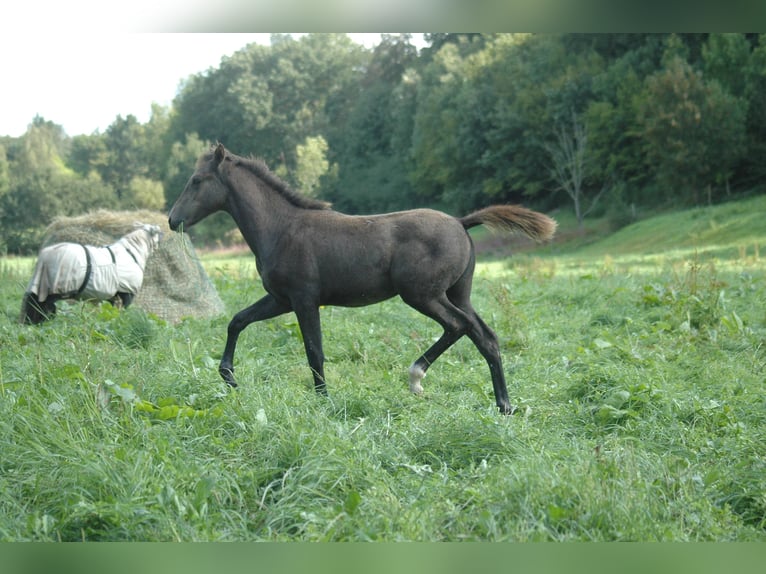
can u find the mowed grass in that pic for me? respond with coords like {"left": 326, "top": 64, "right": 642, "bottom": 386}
{"left": 0, "top": 200, "right": 765, "bottom": 541}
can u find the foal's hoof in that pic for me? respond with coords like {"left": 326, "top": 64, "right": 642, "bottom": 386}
{"left": 408, "top": 365, "right": 426, "bottom": 395}
{"left": 219, "top": 367, "right": 238, "bottom": 388}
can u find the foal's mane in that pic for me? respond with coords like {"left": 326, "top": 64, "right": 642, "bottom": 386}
{"left": 206, "top": 149, "right": 331, "bottom": 211}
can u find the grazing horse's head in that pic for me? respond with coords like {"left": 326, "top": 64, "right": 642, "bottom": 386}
{"left": 135, "top": 223, "right": 163, "bottom": 251}
{"left": 124, "top": 223, "right": 163, "bottom": 262}
{"left": 168, "top": 143, "right": 229, "bottom": 232}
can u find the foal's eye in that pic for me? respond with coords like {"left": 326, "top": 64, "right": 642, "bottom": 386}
{"left": 191, "top": 176, "right": 202, "bottom": 186}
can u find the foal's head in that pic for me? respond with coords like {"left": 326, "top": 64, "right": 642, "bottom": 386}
{"left": 169, "top": 143, "right": 330, "bottom": 232}
{"left": 168, "top": 143, "right": 230, "bottom": 231}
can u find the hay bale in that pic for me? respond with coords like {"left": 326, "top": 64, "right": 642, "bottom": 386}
{"left": 42, "top": 209, "right": 225, "bottom": 324}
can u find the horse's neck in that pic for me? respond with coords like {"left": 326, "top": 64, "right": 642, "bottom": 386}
{"left": 117, "top": 232, "right": 150, "bottom": 266}
{"left": 227, "top": 172, "right": 300, "bottom": 258}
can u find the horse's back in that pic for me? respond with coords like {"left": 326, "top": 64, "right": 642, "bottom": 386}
{"left": 312, "top": 208, "right": 470, "bottom": 266}
{"left": 81, "top": 246, "right": 121, "bottom": 300}
{"left": 30, "top": 243, "right": 121, "bottom": 301}
{"left": 387, "top": 209, "right": 474, "bottom": 296}
{"left": 29, "top": 243, "right": 88, "bottom": 301}
{"left": 320, "top": 208, "right": 466, "bottom": 245}
{"left": 294, "top": 208, "right": 473, "bottom": 305}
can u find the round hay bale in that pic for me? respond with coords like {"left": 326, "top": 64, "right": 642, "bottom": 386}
{"left": 42, "top": 209, "right": 225, "bottom": 324}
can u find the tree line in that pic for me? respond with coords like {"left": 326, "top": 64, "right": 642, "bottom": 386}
{"left": 1, "top": 33, "right": 764, "bottom": 253}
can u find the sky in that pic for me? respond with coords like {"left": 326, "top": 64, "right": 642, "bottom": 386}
{"left": 0, "top": 33, "right": 408, "bottom": 139}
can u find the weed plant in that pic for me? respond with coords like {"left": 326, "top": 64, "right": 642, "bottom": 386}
{"left": 0, "top": 227, "right": 764, "bottom": 541}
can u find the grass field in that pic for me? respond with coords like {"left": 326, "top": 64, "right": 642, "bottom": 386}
{"left": 0, "top": 197, "right": 765, "bottom": 541}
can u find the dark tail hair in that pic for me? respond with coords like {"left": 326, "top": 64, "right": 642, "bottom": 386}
{"left": 459, "top": 205, "right": 557, "bottom": 242}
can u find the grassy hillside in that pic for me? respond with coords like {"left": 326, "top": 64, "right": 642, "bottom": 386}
{"left": 562, "top": 195, "right": 766, "bottom": 259}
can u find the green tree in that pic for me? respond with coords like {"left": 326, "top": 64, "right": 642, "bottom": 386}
{"left": 55, "top": 171, "right": 115, "bottom": 216}
{"left": 163, "top": 132, "right": 210, "bottom": 208}
{"left": 0, "top": 144, "right": 8, "bottom": 199}
{"left": 741, "top": 34, "right": 766, "bottom": 184}
{"left": 295, "top": 135, "right": 331, "bottom": 197}
{"left": 326, "top": 34, "right": 419, "bottom": 212}
{"left": 142, "top": 103, "right": 173, "bottom": 182}
{"left": 411, "top": 41, "right": 473, "bottom": 208}
{"left": 0, "top": 144, "right": 9, "bottom": 251}
{"left": 69, "top": 133, "right": 109, "bottom": 178}
{"left": 1, "top": 118, "right": 71, "bottom": 246}
{"left": 702, "top": 33, "right": 751, "bottom": 98}
{"left": 100, "top": 115, "right": 149, "bottom": 199}
{"left": 587, "top": 70, "right": 649, "bottom": 194}
{"left": 638, "top": 56, "right": 746, "bottom": 205}
{"left": 123, "top": 176, "right": 165, "bottom": 210}
{"left": 19, "top": 116, "right": 70, "bottom": 174}
{"left": 546, "top": 112, "right": 605, "bottom": 230}
{"left": 171, "top": 33, "right": 367, "bottom": 177}
{"left": 411, "top": 34, "right": 604, "bottom": 213}
{"left": 0, "top": 118, "right": 118, "bottom": 252}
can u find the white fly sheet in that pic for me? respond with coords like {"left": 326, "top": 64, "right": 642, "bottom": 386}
{"left": 25, "top": 224, "right": 162, "bottom": 303}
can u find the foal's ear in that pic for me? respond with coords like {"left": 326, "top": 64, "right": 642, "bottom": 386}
{"left": 214, "top": 143, "right": 226, "bottom": 167}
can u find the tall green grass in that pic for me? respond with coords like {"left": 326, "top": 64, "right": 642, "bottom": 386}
{"left": 0, "top": 200, "right": 764, "bottom": 541}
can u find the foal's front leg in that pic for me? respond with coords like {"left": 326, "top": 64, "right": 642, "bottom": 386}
{"left": 292, "top": 303, "right": 327, "bottom": 394}
{"left": 219, "top": 294, "right": 290, "bottom": 387}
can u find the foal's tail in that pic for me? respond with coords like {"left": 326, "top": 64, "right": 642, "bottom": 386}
{"left": 459, "top": 205, "right": 557, "bottom": 242}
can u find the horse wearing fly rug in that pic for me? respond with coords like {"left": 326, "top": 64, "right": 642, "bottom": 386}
{"left": 168, "top": 144, "right": 556, "bottom": 414}
{"left": 21, "top": 223, "right": 162, "bottom": 324}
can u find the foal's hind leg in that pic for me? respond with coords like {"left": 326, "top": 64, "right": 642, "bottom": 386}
{"left": 408, "top": 329, "right": 462, "bottom": 394}
{"left": 463, "top": 308, "right": 513, "bottom": 414}
{"left": 402, "top": 293, "right": 470, "bottom": 392}
{"left": 291, "top": 300, "right": 327, "bottom": 395}
{"left": 219, "top": 294, "right": 291, "bottom": 387}
{"left": 448, "top": 276, "right": 514, "bottom": 414}
{"left": 404, "top": 293, "right": 514, "bottom": 415}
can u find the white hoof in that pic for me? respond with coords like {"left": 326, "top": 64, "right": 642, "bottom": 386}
{"left": 408, "top": 365, "right": 426, "bottom": 395}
